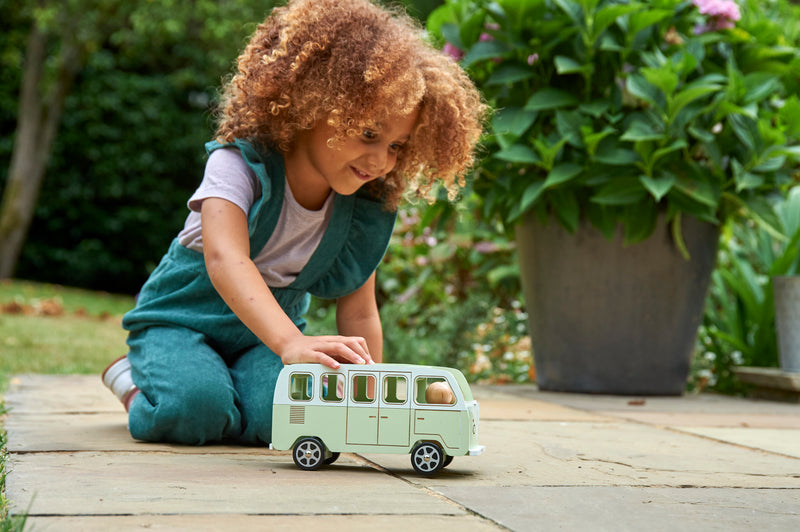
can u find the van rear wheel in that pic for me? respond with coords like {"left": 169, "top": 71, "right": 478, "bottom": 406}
{"left": 411, "top": 442, "right": 445, "bottom": 475}
{"left": 293, "top": 437, "right": 326, "bottom": 471}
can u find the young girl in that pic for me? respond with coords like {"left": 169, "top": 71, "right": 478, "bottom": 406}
{"left": 102, "top": 0, "right": 485, "bottom": 446}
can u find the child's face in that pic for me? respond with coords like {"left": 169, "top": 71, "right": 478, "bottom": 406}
{"left": 288, "top": 109, "right": 418, "bottom": 205}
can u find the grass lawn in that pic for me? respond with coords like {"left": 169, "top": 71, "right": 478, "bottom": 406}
{"left": 1, "top": 314, "right": 129, "bottom": 374}
{"left": 0, "top": 280, "right": 134, "bottom": 377}
{"left": 0, "top": 279, "right": 134, "bottom": 316}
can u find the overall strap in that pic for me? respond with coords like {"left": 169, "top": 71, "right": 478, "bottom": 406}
{"left": 204, "top": 139, "right": 287, "bottom": 257}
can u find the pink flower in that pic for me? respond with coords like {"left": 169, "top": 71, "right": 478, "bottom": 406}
{"left": 692, "top": 0, "right": 740, "bottom": 34}
{"left": 479, "top": 33, "right": 494, "bottom": 42}
{"left": 527, "top": 53, "right": 539, "bottom": 66}
{"left": 443, "top": 42, "right": 464, "bottom": 61}
{"left": 692, "top": 0, "right": 741, "bottom": 21}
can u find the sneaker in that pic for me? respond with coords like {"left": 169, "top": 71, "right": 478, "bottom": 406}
{"left": 102, "top": 355, "right": 139, "bottom": 412}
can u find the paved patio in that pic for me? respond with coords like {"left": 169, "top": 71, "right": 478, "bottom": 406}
{"left": 3, "top": 374, "right": 800, "bottom": 531}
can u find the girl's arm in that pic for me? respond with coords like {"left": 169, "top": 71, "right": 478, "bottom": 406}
{"left": 201, "top": 197, "right": 372, "bottom": 368}
{"left": 336, "top": 272, "right": 383, "bottom": 363}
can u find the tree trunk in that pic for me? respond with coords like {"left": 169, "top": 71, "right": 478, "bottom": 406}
{"left": 0, "top": 24, "right": 80, "bottom": 278}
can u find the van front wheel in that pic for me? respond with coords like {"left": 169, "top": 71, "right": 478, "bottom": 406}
{"left": 411, "top": 442, "right": 445, "bottom": 475}
{"left": 293, "top": 437, "right": 325, "bottom": 471}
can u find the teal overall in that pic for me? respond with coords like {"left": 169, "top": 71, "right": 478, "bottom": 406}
{"left": 121, "top": 139, "right": 396, "bottom": 445}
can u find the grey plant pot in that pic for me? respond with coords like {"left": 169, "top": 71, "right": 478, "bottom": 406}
{"left": 515, "top": 213, "right": 719, "bottom": 395}
{"left": 773, "top": 275, "right": 800, "bottom": 373}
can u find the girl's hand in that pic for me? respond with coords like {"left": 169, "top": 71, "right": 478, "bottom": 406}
{"left": 279, "top": 335, "right": 373, "bottom": 369}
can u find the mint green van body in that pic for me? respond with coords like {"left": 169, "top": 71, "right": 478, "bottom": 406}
{"left": 270, "top": 363, "right": 485, "bottom": 475}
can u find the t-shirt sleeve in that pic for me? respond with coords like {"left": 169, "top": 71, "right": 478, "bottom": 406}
{"left": 187, "top": 147, "right": 260, "bottom": 216}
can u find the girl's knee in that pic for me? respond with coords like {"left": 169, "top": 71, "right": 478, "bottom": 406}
{"left": 230, "top": 349, "right": 282, "bottom": 445}
{"left": 129, "top": 383, "right": 241, "bottom": 445}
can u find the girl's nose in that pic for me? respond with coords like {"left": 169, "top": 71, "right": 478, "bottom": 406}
{"left": 367, "top": 145, "right": 392, "bottom": 174}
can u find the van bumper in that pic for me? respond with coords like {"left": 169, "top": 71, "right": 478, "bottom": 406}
{"left": 468, "top": 445, "right": 486, "bottom": 456}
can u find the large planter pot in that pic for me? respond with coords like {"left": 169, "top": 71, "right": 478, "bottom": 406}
{"left": 515, "top": 213, "right": 719, "bottom": 395}
{"left": 773, "top": 275, "right": 800, "bottom": 373}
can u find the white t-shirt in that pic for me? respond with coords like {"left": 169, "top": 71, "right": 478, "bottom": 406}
{"left": 177, "top": 148, "right": 334, "bottom": 287}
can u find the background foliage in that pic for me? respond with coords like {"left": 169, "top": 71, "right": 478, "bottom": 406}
{"left": 1, "top": 0, "right": 279, "bottom": 292}
{"left": 0, "top": 0, "right": 443, "bottom": 293}
{"left": 3, "top": 0, "right": 800, "bottom": 392}
{"left": 693, "top": 187, "right": 800, "bottom": 393}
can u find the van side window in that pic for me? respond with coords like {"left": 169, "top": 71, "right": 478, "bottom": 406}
{"left": 321, "top": 373, "right": 344, "bottom": 402}
{"left": 383, "top": 375, "right": 407, "bottom": 404}
{"left": 415, "top": 377, "right": 456, "bottom": 406}
{"left": 351, "top": 374, "right": 376, "bottom": 403}
{"left": 289, "top": 373, "right": 313, "bottom": 401}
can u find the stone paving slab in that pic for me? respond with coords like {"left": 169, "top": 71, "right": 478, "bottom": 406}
{"left": 514, "top": 386, "right": 800, "bottom": 415}
{"left": 22, "top": 514, "right": 502, "bottom": 532}
{"left": 4, "top": 414, "right": 255, "bottom": 454}
{"left": 4, "top": 374, "right": 120, "bottom": 414}
{"left": 7, "top": 452, "right": 461, "bottom": 516}
{"left": 594, "top": 410, "right": 800, "bottom": 429}
{"left": 676, "top": 427, "right": 800, "bottom": 459}
{"left": 434, "top": 486, "right": 800, "bottom": 532}
{"left": 476, "top": 398, "right": 615, "bottom": 422}
{"left": 372, "top": 419, "right": 800, "bottom": 489}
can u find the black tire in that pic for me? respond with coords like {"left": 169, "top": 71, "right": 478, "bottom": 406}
{"left": 442, "top": 455, "right": 454, "bottom": 468}
{"left": 293, "top": 437, "right": 326, "bottom": 471}
{"left": 410, "top": 441, "right": 445, "bottom": 476}
{"left": 324, "top": 451, "right": 340, "bottom": 465}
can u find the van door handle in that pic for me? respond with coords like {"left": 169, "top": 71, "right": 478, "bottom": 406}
{"left": 369, "top": 415, "right": 376, "bottom": 419}
{"left": 380, "top": 416, "right": 388, "bottom": 419}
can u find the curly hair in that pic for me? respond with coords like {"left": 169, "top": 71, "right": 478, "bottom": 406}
{"left": 215, "top": 0, "right": 487, "bottom": 209}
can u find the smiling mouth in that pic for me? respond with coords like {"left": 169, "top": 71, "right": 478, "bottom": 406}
{"left": 351, "top": 166, "right": 373, "bottom": 181}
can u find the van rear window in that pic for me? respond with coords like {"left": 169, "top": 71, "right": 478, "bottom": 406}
{"left": 415, "top": 377, "right": 456, "bottom": 405}
{"left": 289, "top": 373, "right": 313, "bottom": 401}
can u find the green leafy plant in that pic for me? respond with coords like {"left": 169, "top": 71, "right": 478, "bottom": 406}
{"left": 429, "top": 0, "right": 800, "bottom": 247}
{"left": 307, "top": 197, "right": 533, "bottom": 384}
{"left": 695, "top": 186, "right": 800, "bottom": 393}
{"left": 378, "top": 199, "right": 531, "bottom": 382}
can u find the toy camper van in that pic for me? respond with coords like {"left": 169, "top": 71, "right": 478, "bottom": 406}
{"left": 270, "top": 363, "right": 485, "bottom": 475}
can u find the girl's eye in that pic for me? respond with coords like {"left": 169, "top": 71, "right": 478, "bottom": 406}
{"left": 362, "top": 129, "right": 377, "bottom": 140}
{"left": 389, "top": 143, "right": 404, "bottom": 152}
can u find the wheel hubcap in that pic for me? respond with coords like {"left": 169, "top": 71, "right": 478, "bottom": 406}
{"left": 415, "top": 444, "right": 440, "bottom": 472}
{"left": 297, "top": 442, "right": 320, "bottom": 466}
